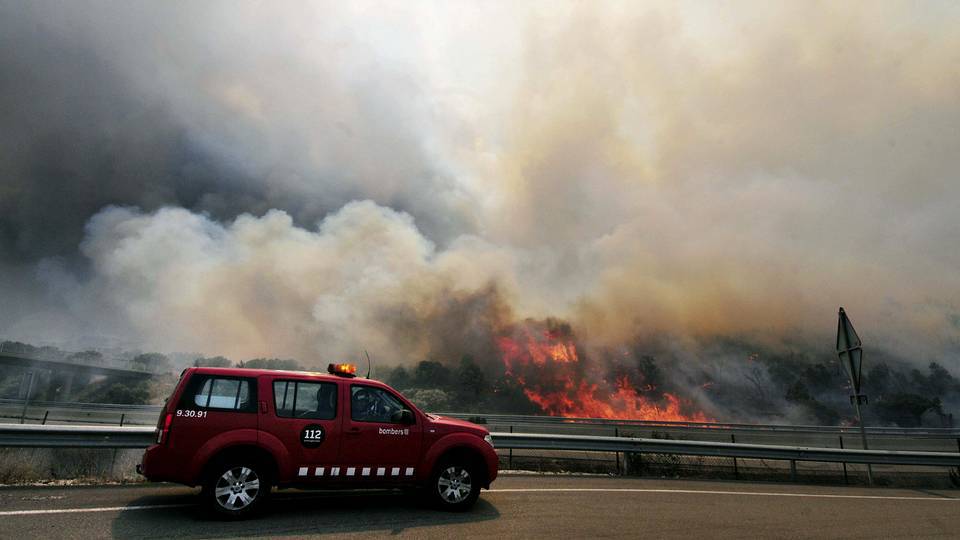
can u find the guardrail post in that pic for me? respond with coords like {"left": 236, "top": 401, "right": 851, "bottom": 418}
{"left": 119, "top": 413, "right": 125, "bottom": 427}
{"left": 508, "top": 425, "right": 513, "bottom": 470}
{"left": 790, "top": 460, "right": 797, "bottom": 482}
{"left": 41, "top": 411, "right": 49, "bottom": 425}
{"left": 840, "top": 435, "right": 848, "bottom": 484}
{"left": 615, "top": 427, "right": 621, "bottom": 475}
{"left": 731, "top": 434, "right": 738, "bottom": 479}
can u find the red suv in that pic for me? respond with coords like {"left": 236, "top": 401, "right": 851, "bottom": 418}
{"left": 139, "top": 364, "right": 498, "bottom": 518}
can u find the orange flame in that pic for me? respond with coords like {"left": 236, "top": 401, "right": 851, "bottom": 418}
{"left": 497, "top": 328, "right": 711, "bottom": 422}
{"left": 497, "top": 329, "right": 578, "bottom": 367}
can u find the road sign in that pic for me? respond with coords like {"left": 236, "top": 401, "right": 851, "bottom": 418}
{"left": 835, "top": 306, "right": 872, "bottom": 485}
{"left": 836, "top": 307, "right": 863, "bottom": 394}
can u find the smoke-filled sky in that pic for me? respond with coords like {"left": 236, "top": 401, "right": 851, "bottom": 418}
{"left": 2, "top": 1, "right": 959, "bottom": 368}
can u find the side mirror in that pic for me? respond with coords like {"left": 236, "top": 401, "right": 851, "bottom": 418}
{"left": 391, "top": 409, "right": 415, "bottom": 425}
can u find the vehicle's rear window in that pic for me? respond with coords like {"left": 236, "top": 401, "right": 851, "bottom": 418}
{"left": 178, "top": 374, "right": 256, "bottom": 413}
{"left": 274, "top": 380, "right": 337, "bottom": 420}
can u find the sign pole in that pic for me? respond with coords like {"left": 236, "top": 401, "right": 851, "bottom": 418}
{"left": 19, "top": 370, "right": 35, "bottom": 424}
{"left": 851, "top": 393, "right": 873, "bottom": 485}
{"left": 837, "top": 307, "right": 873, "bottom": 486}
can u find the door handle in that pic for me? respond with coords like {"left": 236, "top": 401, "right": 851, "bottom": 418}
{"left": 345, "top": 427, "right": 361, "bottom": 436}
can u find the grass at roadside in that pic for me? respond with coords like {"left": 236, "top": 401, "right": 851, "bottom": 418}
{"left": 0, "top": 448, "right": 144, "bottom": 485}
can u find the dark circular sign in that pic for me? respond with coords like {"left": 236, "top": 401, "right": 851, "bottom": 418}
{"left": 300, "top": 424, "right": 325, "bottom": 448}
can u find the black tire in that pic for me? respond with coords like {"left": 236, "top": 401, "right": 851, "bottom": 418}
{"left": 202, "top": 461, "right": 271, "bottom": 519}
{"left": 428, "top": 459, "right": 481, "bottom": 511}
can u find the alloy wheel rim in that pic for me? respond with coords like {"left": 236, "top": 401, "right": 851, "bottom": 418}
{"left": 214, "top": 466, "right": 261, "bottom": 511}
{"left": 437, "top": 466, "right": 472, "bottom": 504}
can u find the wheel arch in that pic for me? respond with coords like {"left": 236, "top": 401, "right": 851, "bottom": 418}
{"left": 200, "top": 444, "right": 280, "bottom": 486}
{"left": 431, "top": 444, "right": 491, "bottom": 489}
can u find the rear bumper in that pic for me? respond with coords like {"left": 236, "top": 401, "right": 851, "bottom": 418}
{"left": 140, "top": 444, "right": 191, "bottom": 485}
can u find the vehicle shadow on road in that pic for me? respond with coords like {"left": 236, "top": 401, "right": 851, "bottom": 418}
{"left": 111, "top": 489, "right": 500, "bottom": 538}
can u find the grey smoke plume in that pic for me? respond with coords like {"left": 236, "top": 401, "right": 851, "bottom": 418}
{"left": 1, "top": 2, "right": 959, "bottom": 372}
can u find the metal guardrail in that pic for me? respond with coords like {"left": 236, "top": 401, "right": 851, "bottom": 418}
{"left": 4, "top": 399, "right": 959, "bottom": 437}
{"left": 0, "top": 424, "right": 155, "bottom": 448}
{"left": 0, "top": 398, "right": 161, "bottom": 412}
{"left": 0, "top": 425, "right": 957, "bottom": 468}
{"left": 441, "top": 412, "right": 960, "bottom": 437}
{"left": 497, "top": 432, "right": 960, "bottom": 467}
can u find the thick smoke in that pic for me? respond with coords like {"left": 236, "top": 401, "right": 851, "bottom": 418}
{"left": 33, "top": 202, "right": 511, "bottom": 362}
{"left": 1, "top": 1, "right": 959, "bottom": 377}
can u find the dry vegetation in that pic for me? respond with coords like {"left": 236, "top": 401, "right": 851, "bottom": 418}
{"left": 0, "top": 448, "right": 144, "bottom": 485}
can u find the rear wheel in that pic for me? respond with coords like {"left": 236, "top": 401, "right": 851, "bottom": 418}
{"left": 429, "top": 460, "right": 480, "bottom": 511}
{"left": 202, "top": 462, "right": 270, "bottom": 519}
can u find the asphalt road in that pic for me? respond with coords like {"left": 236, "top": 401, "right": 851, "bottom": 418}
{"left": 0, "top": 476, "right": 958, "bottom": 539}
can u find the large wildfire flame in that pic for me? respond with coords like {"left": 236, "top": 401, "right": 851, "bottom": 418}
{"left": 497, "top": 325, "right": 711, "bottom": 422}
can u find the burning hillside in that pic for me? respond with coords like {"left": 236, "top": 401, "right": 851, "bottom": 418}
{"left": 496, "top": 320, "right": 711, "bottom": 422}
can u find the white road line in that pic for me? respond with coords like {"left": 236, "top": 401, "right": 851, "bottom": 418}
{"left": 1, "top": 487, "right": 955, "bottom": 517}
{"left": 0, "top": 504, "right": 192, "bottom": 517}
{"left": 488, "top": 488, "right": 960, "bottom": 502}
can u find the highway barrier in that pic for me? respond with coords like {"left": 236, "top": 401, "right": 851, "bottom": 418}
{"left": 0, "top": 424, "right": 155, "bottom": 448}
{"left": 3, "top": 399, "right": 959, "bottom": 438}
{"left": 1, "top": 425, "right": 958, "bottom": 468}
{"left": 441, "top": 412, "right": 960, "bottom": 437}
{"left": 498, "top": 432, "right": 960, "bottom": 468}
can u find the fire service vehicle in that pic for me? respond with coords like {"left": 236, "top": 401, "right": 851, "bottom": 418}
{"left": 139, "top": 363, "right": 498, "bottom": 518}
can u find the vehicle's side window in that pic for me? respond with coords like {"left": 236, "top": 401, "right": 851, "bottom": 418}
{"left": 350, "top": 385, "right": 406, "bottom": 423}
{"left": 183, "top": 375, "right": 256, "bottom": 412}
{"left": 274, "top": 380, "right": 337, "bottom": 420}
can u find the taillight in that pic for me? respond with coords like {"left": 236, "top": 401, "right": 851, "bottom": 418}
{"left": 156, "top": 413, "right": 173, "bottom": 444}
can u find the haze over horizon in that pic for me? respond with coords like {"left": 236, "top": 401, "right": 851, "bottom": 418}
{"left": 2, "top": 1, "right": 959, "bottom": 373}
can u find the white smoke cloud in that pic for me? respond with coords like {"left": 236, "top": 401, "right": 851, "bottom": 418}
{"left": 38, "top": 202, "right": 517, "bottom": 362}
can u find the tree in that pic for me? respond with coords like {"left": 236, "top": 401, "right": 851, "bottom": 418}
{"left": 456, "top": 356, "right": 487, "bottom": 400}
{"left": 928, "top": 362, "right": 960, "bottom": 396}
{"left": 868, "top": 363, "right": 892, "bottom": 396}
{"left": 635, "top": 355, "right": 662, "bottom": 390}
{"left": 876, "top": 393, "right": 939, "bottom": 427}
{"left": 413, "top": 361, "right": 451, "bottom": 389}
{"left": 69, "top": 350, "right": 103, "bottom": 365}
{"left": 131, "top": 353, "right": 171, "bottom": 372}
{"left": 404, "top": 389, "right": 452, "bottom": 412}
{"left": 194, "top": 356, "right": 232, "bottom": 367}
{"left": 387, "top": 366, "right": 412, "bottom": 389}
{"left": 490, "top": 375, "right": 541, "bottom": 414}
{"left": 100, "top": 381, "right": 150, "bottom": 404}
{"left": 241, "top": 358, "right": 303, "bottom": 371}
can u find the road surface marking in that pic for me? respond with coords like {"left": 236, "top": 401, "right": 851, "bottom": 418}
{"left": 0, "top": 504, "right": 192, "bottom": 516}
{"left": 489, "top": 488, "right": 960, "bottom": 502}
{"left": 1, "top": 487, "right": 956, "bottom": 517}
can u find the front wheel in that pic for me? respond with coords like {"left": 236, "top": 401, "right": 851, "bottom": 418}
{"left": 202, "top": 462, "right": 270, "bottom": 519}
{"left": 429, "top": 460, "right": 481, "bottom": 511}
